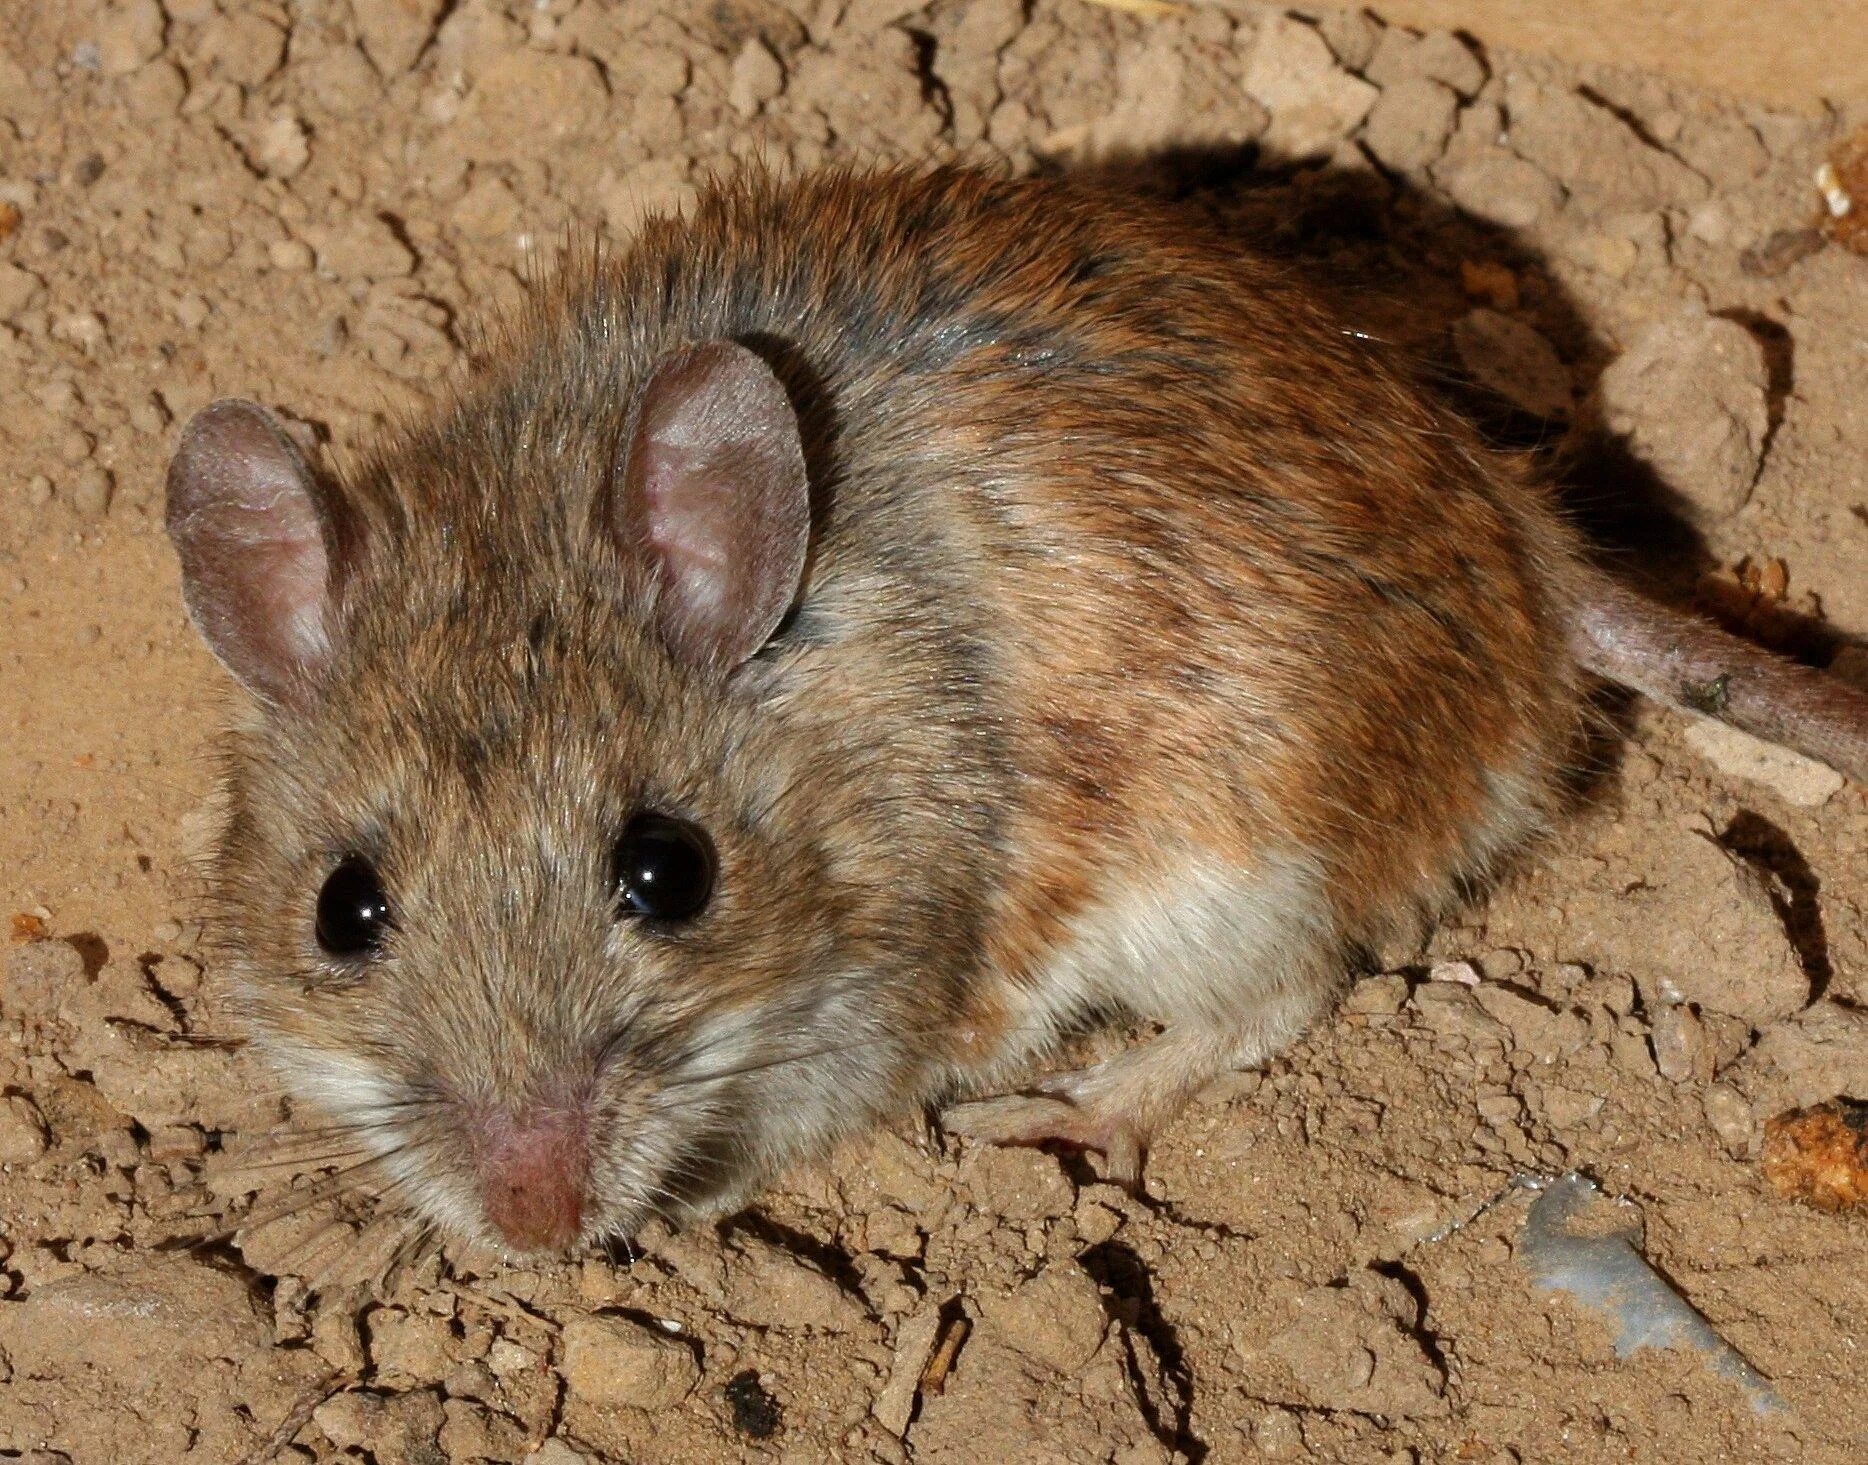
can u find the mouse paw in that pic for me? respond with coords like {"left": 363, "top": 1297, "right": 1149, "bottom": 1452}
{"left": 940, "top": 1090, "right": 1147, "bottom": 1185}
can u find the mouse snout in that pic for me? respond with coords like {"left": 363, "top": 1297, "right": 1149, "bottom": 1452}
{"left": 471, "top": 1104, "right": 590, "bottom": 1253}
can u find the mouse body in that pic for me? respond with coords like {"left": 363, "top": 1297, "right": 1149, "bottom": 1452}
{"left": 165, "top": 166, "right": 1868, "bottom": 1254}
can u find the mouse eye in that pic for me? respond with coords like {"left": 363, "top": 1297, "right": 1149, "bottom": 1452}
{"left": 315, "top": 857, "right": 394, "bottom": 957}
{"left": 613, "top": 814, "right": 715, "bottom": 922}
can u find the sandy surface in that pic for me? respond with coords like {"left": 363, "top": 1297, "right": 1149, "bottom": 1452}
{"left": 2, "top": 2, "right": 1866, "bottom": 1463}
{"left": 1346, "top": 0, "right": 1868, "bottom": 111}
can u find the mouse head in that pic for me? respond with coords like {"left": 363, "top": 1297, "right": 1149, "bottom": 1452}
{"left": 166, "top": 340, "right": 957, "bottom": 1254}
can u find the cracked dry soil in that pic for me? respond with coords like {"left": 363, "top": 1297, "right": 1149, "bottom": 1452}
{"left": 3, "top": 2, "right": 1867, "bottom": 1462}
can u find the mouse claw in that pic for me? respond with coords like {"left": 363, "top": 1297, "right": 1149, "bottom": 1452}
{"left": 941, "top": 1093, "right": 1147, "bottom": 1186}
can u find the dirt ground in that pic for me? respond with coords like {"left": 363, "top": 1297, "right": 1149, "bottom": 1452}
{"left": 2, "top": 2, "right": 1866, "bottom": 1462}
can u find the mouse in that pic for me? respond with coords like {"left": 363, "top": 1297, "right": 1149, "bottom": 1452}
{"left": 162, "top": 165, "right": 1868, "bottom": 1256}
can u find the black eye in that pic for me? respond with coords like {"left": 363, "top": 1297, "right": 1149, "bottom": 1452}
{"left": 613, "top": 814, "right": 715, "bottom": 922}
{"left": 315, "top": 857, "right": 393, "bottom": 957}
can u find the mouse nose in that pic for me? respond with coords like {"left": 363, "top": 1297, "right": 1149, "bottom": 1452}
{"left": 473, "top": 1106, "right": 589, "bottom": 1253}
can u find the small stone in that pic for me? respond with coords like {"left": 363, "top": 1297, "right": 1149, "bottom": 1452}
{"left": 0, "top": 260, "right": 47, "bottom": 320}
{"left": 1434, "top": 149, "right": 1566, "bottom": 229}
{"left": 1596, "top": 307, "right": 1769, "bottom": 523}
{"left": 70, "top": 465, "right": 114, "bottom": 518}
{"left": 1680, "top": 718, "right": 1844, "bottom": 807}
{"left": 309, "top": 215, "right": 415, "bottom": 281}
{"left": 1651, "top": 1004, "right": 1714, "bottom": 1083}
{"left": 1318, "top": 9, "right": 1382, "bottom": 72}
{"left": 1414, "top": 30, "right": 1487, "bottom": 97}
{"left": 729, "top": 36, "right": 784, "bottom": 117}
{"left": 268, "top": 238, "right": 315, "bottom": 271}
{"left": 1453, "top": 309, "right": 1572, "bottom": 419}
{"left": 1344, "top": 973, "right": 1409, "bottom": 1016}
{"left": 455, "top": 50, "right": 609, "bottom": 162}
{"left": 725, "top": 1238, "right": 868, "bottom": 1332}
{"left": 1263, "top": 1270, "right": 1447, "bottom": 1417}
{"left": 311, "top": 1389, "right": 446, "bottom": 1465}
{"left": 873, "top": 1300, "right": 945, "bottom": 1436}
{"left": 963, "top": 1145, "right": 1075, "bottom": 1221}
{"left": 1243, "top": 15, "right": 1379, "bottom": 162}
{"left": 95, "top": 0, "right": 166, "bottom": 77}
{"left": 1537, "top": 1085, "right": 1605, "bottom": 1129}
{"left": 4, "top": 938, "right": 86, "bottom": 1020}
{"left": 560, "top": 1314, "right": 700, "bottom": 1411}
{"left": 1473, "top": 985, "right": 1587, "bottom": 1063}
{"left": 1702, "top": 1084, "right": 1756, "bottom": 1154}
{"left": 439, "top": 1397, "right": 529, "bottom": 1462}
{"left": 0, "top": 1094, "right": 49, "bottom": 1164}
{"left": 976, "top": 1261, "right": 1107, "bottom": 1375}
{"left": 451, "top": 172, "right": 523, "bottom": 240}
{"left": 369, "top": 1307, "right": 453, "bottom": 1385}
{"left": 121, "top": 56, "right": 186, "bottom": 117}
{"left": 524, "top": 1442, "right": 592, "bottom": 1465}
{"left": 354, "top": 0, "right": 445, "bottom": 76}
{"left": 254, "top": 112, "right": 310, "bottom": 179}
{"left": 1364, "top": 77, "right": 1459, "bottom": 173}
{"left": 1254, "top": 1406, "right": 1306, "bottom": 1457}
{"left": 198, "top": 11, "right": 287, "bottom": 88}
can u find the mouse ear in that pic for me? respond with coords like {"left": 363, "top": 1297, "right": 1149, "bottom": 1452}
{"left": 165, "top": 398, "right": 346, "bottom": 706}
{"left": 619, "top": 340, "right": 809, "bottom": 673}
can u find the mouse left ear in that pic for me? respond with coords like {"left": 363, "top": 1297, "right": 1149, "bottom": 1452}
{"left": 616, "top": 340, "right": 809, "bottom": 673}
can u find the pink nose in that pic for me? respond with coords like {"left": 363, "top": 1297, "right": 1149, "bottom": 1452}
{"left": 474, "top": 1107, "right": 588, "bottom": 1253}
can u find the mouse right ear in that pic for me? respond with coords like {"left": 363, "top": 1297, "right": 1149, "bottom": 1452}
{"left": 165, "top": 398, "right": 346, "bottom": 707}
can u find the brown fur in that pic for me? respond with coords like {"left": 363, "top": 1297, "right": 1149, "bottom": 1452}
{"left": 186, "top": 165, "right": 1753, "bottom": 1250}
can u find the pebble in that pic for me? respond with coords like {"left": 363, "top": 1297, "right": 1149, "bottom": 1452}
{"left": 0, "top": 260, "right": 47, "bottom": 320}
{"left": 1434, "top": 149, "right": 1566, "bottom": 229}
{"left": 872, "top": 1299, "right": 946, "bottom": 1436}
{"left": 1452, "top": 308, "right": 1572, "bottom": 419}
{"left": 198, "top": 11, "right": 288, "bottom": 89}
{"left": 268, "top": 238, "right": 315, "bottom": 272}
{"left": 1650, "top": 1003, "right": 1715, "bottom": 1082}
{"left": 728, "top": 37, "right": 785, "bottom": 117}
{"left": 1243, "top": 15, "right": 1379, "bottom": 161}
{"left": 368, "top": 1306, "right": 454, "bottom": 1386}
{"left": 254, "top": 111, "right": 310, "bottom": 179}
{"left": 309, "top": 215, "right": 416, "bottom": 281}
{"left": 354, "top": 0, "right": 445, "bottom": 77}
{"left": 1597, "top": 306, "right": 1769, "bottom": 522}
{"left": 1702, "top": 1083, "right": 1756, "bottom": 1153}
{"left": 1343, "top": 972, "right": 1410, "bottom": 1015}
{"left": 524, "top": 1442, "right": 593, "bottom": 1465}
{"left": 560, "top": 1313, "right": 701, "bottom": 1410}
{"left": 70, "top": 465, "right": 114, "bottom": 518}
{"left": 725, "top": 1237, "right": 869, "bottom": 1332}
{"left": 1364, "top": 76, "right": 1459, "bottom": 173}
{"left": 94, "top": 0, "right": 166, "bottom": 78}
{"left": 1680, "top": 718, "right": 1844, "bottom": 807}
{"left": 975, "top": 1261, "right": 1107, "bottom": 1374}
{"left": 963, "top": 1144, "right": 1075, "bottom": 1221}
{"left": 0, "top": 1093, "right": 50, "bottom": 1164}
{"left": 312, "top": 1389, "right": 445, "bottom": 1465}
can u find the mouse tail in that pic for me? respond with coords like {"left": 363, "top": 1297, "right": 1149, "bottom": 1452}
{"left": 1566, "top": 565, "right": 1868, "bottom": 786}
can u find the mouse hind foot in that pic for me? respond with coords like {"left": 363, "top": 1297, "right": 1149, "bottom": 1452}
{"left": 942, "top": 984, "right": 1332, "bottom": 1186}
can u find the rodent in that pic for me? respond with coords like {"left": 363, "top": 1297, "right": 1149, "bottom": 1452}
{"left": 162, "top": 166, "right": 1868, "bottom": 1255}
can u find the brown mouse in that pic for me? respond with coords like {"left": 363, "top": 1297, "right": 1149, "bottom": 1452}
{"left": 163, "top": 166, "right": 1868, "bottom": 1255}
